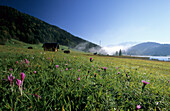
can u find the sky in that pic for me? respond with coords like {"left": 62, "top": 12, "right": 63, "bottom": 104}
{"left": 1, "top": 0, "right": 170, "bottom": 48}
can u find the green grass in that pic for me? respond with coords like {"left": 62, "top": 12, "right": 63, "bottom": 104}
{"left": 0, "top": 43, "right": 169, "bottom": 110}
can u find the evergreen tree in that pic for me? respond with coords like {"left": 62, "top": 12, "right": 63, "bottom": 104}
{"left": 115, "top": 51, "right": 118, "bottom": 56}
{"left": 119, "top": 49, "right": 122, "bottom": 56}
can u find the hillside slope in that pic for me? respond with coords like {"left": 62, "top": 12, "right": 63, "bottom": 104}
{"left": 0, "top": 6, "right": 100, "bottom": 52}
{"left": 127, "top": 42, "right": 170, "bottom": 56}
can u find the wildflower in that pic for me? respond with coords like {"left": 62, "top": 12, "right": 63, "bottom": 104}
{"left": 8, "top": 74, "right": 15, "bottom": 92}
{"left": 90, "top": 57, "right": 93, "bottom": 62}
{"left": 56, "top": 65, "right": 59, "bottom": 68}
{"left": 32, "top": 94, "right": 42, "bottom": 99}
{"left": 136, "top": 105, "right": 141, "bottom": 110}
{"left": 66, "top": 68, "right": 68, "bottom": 71}
{"left": 34, "top": 71, "right": 36, "bottom": 74}
{"left": 101, "top": 67, "right": 103, "bottom": 69}
{"left": 104, "top": 67, "right": 107, "bottom": 72}
{"left": 9, "top": 68, "right": 13, "bottom": 71}
{"left": 94, "top": 73, "right": 97, "bottom": 77}
{"left": 78, "top": 69, "right": 80, "bottom": 72}
{"left": 78, "top": 77, "right": 80, "bottom": 81}
{"left": 25, "top": 59, "right": 29, "bottom": 64}
{"left": 65, "top": 64, "right": 68, "bottom": 66}
{"left": 16, "top": 79, "right": 23, "bottom": 96}
{"left": 16, "top": 79, "right": 21, "bottom": 87}
{"left": 21, "top": 72, "right": 25, "bottom": 83}
{"left": 16, "top": 61, "right": 18, "bottom": 64}
{"left": 142, "top": 80, "right": 149, "bottom": 93}
{"left": 118, "top": 72, "right": 120, "bottom": 74}
{"left": 92, "top": 65, "right": 94, "bottom": 67}
{"left": 142, "top": 80, "right": 149, "bottom": 85}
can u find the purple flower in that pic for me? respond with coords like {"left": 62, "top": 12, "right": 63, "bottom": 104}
{"left": 118, "top": 72, "right": 120, "bottom": 74}
{"left": 78, "top": 69, "right": 80, "bottom": 72}
{"left": 25, "top": 59, "right": 29, "bottom": 64}
{"left": 16, "top": 79, "right": 23, "bottom": 96}
{"left": 16, "top": 79, "right": 21, "bottom": 87}
{"left": 142, "top": 80, "right": 149, "bottom": 93}
{"left": 21, "top": 72, "right": 25, "bottom": 82}
{"left": 56, "top": 65, "right": 59, "bottom": 68}
{"left": 34, "top": 71, "right": 36, "bottom": 74}
{"left": 66, "top": 68, "right": 68, "bottom": 71}
{"left": 90, "top": 57, "right": 93, "bottom": 62}
{"left": 94, "top": 73, "right": 97, "bottom": 77}
{"left": 78, "top": 77, "right": 80, "bottom": 81}
{"left": 136, "top": 105, "right": 141, "bottom": 110}
{"left": 8, "top": 74, "right": 15, "bottom": 91}
{"left": 142, "top": 80, "right": 149, "bottom": 85}
{"left": 104, "top": 67, "right": 107, "bottom": 72}
{"left": 65, "top": 64, "right": 68, "bottom": 66}
{"left": 9, "top": 68, "right": 13, "bottom": 71}
{"left": 16, "top": 61, "right": 18, "bottom": 64}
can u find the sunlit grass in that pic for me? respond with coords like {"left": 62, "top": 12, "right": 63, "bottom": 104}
{"left": 0, "top": 45, "right": 169, "bottom": 110}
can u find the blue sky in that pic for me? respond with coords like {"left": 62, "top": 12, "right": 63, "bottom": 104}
{"left": 1, "top": 0, "right": 170, "bottom": 46}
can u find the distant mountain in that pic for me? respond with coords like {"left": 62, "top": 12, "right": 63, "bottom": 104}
{"left": 127, "top": 42, "right": 170, "bottom": 56}
{"left": 0, "top": 6, "right": 101, "bottom": 52}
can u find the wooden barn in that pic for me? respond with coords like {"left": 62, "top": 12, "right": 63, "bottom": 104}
{"left": 42, "top": 43, "right": 59, "bottom": 52}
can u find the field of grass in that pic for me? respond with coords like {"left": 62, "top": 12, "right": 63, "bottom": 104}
{"left": 0, "top": 42, "right": 169, "bottom": 110}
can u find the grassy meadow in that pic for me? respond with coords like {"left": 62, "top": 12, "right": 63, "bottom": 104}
{"left": 0, "top": 41, "right": 170, "bottom": 110}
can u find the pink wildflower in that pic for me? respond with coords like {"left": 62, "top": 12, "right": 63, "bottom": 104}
{"left": 16, "top": 79, "right": 21, "bottom": 87}
{"left": 66, "top": 68, "right": 68, "bottom": 71}
{"left": 78, "top": 69, "right": 80, "bottom": 72}
{"left": 90, "top": 57, "right": 93, "bottom": 62}
{"left": 21, "top": 72, "right": 25, "bottom": 82}
{"left": 25, "top": 59, "right": 29, "bottom": 64}
{"left": 34, "top": 71, "right": 36, "bottom": 74}
{"left": 78, "top": 77, "right": 80, "bottom": 81}
{"left": 94, "top": 73, "right": 97, "bottom": 77}
{"left": 104, "top": 67, "right": 107, "bottom": 72}
{"left": 136, "top": 105, "right": 141, "bottom": 110}
{"left": 9, "top": 68, "right": 13, "bottom": 71}
{"left": 142, "top": 80, "right": 149, "bottom": 85}
{"left": 8, "top": 74, "right": 15, "bottom": 91}
{"left": 56, "top": 65, "right": 59, "bottom": 68}
{"left": 16, "top": 61, "right": 18, "bottom": 64}
{"left": 16, "top": 79, "right": 22, "bottom": 96}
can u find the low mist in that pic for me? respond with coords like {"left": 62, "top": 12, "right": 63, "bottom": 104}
{"left": 74, "top": 42, "right": 137, "bottom": 55}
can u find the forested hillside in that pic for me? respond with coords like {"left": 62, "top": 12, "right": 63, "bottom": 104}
{"left": 0, "top": 6, "right": 100, "bottom": 51}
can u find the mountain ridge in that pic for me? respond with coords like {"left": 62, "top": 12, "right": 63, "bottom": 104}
{"left": 0, "top": 5, "right": 101, "bottom": 52}
{"left": 127, "top": 42, "right": 170, "bottom": 56}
